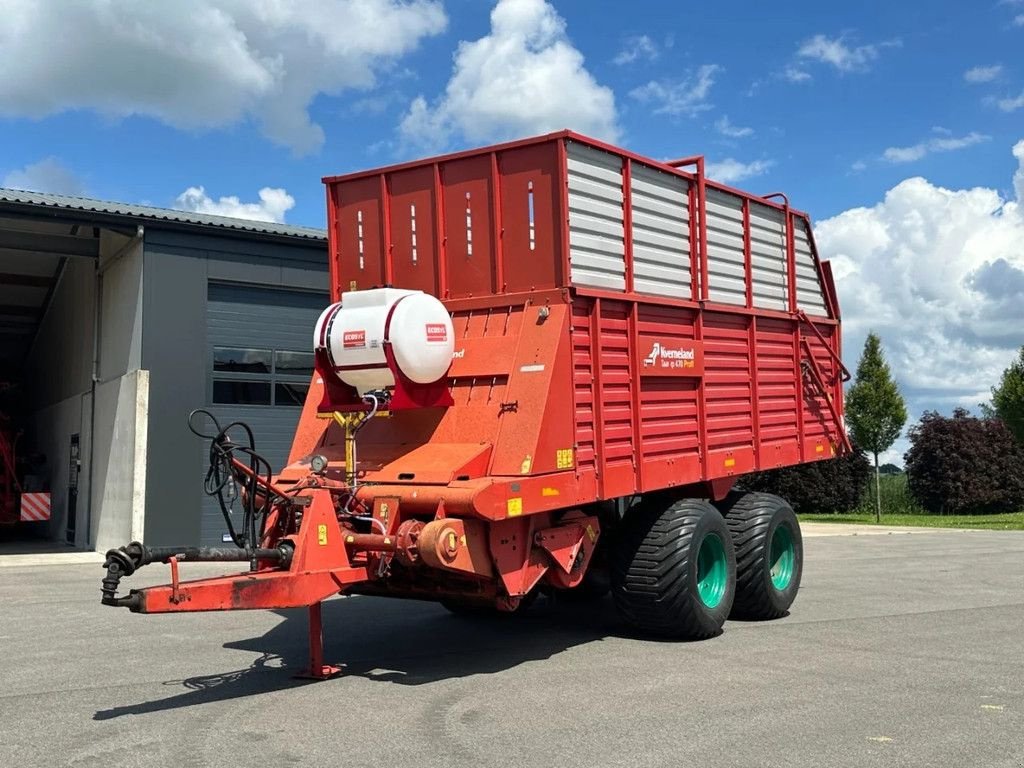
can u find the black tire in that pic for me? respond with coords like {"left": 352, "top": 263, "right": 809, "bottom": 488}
{"left": 611, "top": 497, "right": 736, "bottom": 639}
{"left": 717, "top": 492, "right": 803, "bottom": 620}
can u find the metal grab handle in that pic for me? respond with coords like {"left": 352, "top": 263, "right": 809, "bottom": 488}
{"left": 760, "top": 192, "right": 790, "bottom": 207}
{"left": 797, "top": 310, "right": 851, "bottom": 382}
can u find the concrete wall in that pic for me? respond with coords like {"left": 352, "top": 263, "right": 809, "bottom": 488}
{"left": 91, "top": 370, "right": 148, "bottom": 551}
{"left": 23, "top": 230, "right": 147, "bottom": 548}
{"left": 88, "top": 232, "right": 147, "bottom": 550}
{"left": 141, "top": 229, "right": 326, "bottom": 546}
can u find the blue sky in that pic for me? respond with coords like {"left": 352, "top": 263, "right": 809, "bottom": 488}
{"left": 2, "top": 0, "right": 1023, "bottom": 461}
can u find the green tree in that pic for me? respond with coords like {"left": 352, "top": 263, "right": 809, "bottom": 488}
{"left": 845, "top": 333, "right": 908, "bottom": 522}
{"left": 987, "top": 346, "right": 1024, "bottom": 444}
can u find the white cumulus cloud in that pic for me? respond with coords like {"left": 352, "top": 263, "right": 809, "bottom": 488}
{"left": 816, "top": 138, "right": 1024, "bottom": 431}
{"left": 964, "top": 65, "right": 1003, "bottom": 83}
{"left": 175, "top": 186, "right": 295, "bottom": 223}
{"left": 796, "top": 34, "right": 898, "bottom": 73}
{"left": 630, "top": 64, "right": 721, "bottom": 116}
{"left": 400, "top": 0, "right": 618, "bottom": 151}
{"left": 782, "top": 66, "right": 812, "bottom": 83}
{"left": 715, "top": 116, "right": 753, "bottom": 138}
{"left": 2, "top": 157, "right": 85, "bottom": 195}
{"left": 0, "top": 0, "right": 447, "bottom": 155}
{"left": 997, "top": 90, "right": 1024, "bottom": 112}
{"left": 705, "top": 158, "right": 773, "bottom": 184}
{"left": 882, "top": 131, "right": 990, "bottom": 164}
{"left": 613, "top": 34, "right": 659, "bottom": 65}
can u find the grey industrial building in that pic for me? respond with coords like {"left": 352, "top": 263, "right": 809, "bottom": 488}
{"left": 0, "top": 190, "right": 328, "bottom": 552}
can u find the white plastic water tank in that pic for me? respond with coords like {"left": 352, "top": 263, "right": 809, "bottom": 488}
{"left": 314, "top": 288, "right": 454, "bottom": 394}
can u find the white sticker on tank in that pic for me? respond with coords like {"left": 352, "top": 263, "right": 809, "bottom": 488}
{"left": 520, "top": 364, "right": 545, "bottom": 373}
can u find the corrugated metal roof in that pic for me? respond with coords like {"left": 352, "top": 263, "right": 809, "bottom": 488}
{"left": 0, "top": 188, "right": 326, "bottom": 241}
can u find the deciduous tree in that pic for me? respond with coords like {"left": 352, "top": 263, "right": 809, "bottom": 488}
{"left": 905, "top": 409, "right": 1024, "bottom": 514}
{"left": 845, "top": 333, "right": 908, "bottom": 522}
{"left": 988, "top": 346, "right": 1024, "bottom": 444}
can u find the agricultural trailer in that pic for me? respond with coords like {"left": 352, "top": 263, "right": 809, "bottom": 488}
{"left": 101, "top": 131, "right": 849, "bottom": 677}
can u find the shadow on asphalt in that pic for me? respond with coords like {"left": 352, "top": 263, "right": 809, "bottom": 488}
{"left": 93, "top": 594, "right": 632, "bottom": 720}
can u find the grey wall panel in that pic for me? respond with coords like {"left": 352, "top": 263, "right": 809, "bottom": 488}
{"left": 630, "top": 163, "right": 691, "bottom": 298}
{"left": 705, "top": 189, "right": 746, "bottom": 305}
{"left": 749, "top": 203, "right": 788, "bottom": 311}
{"left": 144, "top": 229, "right": 325, "bottom": 264}
{"left": 794, "top": 221, "right": 828, "bottom": 316}
{"left": 141, "top": 228, "right": 328, "bottom": 547}
{"left": 199, "top": 283, "right": 327, "bottom": 546}
{"left": 567, "top": 141, "right": 626, "bottom": 291}
{"left": 140, "top": 244, "right": 208, "bottom": 547}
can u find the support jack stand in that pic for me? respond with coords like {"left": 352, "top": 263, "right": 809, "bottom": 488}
{"left": 294, "top": 601, "right": 342, "bottom": 680}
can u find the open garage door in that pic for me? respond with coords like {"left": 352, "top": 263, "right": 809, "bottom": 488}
{"left": 199, "top": 283, "right": 328, "bottom": 545}
{"left": 0, "top": 215, "right": 102, "bottom": 549}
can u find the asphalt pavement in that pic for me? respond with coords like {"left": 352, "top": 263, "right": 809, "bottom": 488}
{"left": 1, "top": 525, "right": 1022, "bottom": 768}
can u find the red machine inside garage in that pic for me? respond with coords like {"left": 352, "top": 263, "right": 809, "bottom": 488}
{"left": 101, "top": 131, "right": 849, "bottom": 677}
{"left": 1, "top": 386, "right": 51, "bottom": 528}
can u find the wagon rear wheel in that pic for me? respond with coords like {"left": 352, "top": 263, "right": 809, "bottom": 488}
{"left": 717, "top": 492, "right": 803, "bottom": 620}
{"left": 611, "top": 497, "right": 736, "bottom": 639}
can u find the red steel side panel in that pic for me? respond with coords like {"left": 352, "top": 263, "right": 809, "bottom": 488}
{"left": 636, "top": 303, "right": 701, "bottom": 491}
{"left": 441, "top": 156, "right": 496, "bottom": 298}
{"left": 333, "top": 176, "right": 385, "bottom": 292}
{"left": 497, "top": 143, "right": 563, "bottom": 293}
{"left": 388, "top": 165, "right": 439, "bottom": 295}
{"left": 595, "top": 300, "right": 635, "bottom": 498}
{"left": 800, "top": 320, "right": 843, "bottom": 459}
{"left": 702, "top": 311, "right": 755, "bottom": 477}
{"left": 755, "top": 317, "right": 801, "bottom": 468}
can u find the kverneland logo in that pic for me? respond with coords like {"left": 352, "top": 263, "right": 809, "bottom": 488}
{"left": 644, "top": 342, "right": 696, "bottom": 367}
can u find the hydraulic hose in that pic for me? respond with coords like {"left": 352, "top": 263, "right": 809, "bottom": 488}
{"left": 101, "top": 541, "right": 293, "bottom": 607}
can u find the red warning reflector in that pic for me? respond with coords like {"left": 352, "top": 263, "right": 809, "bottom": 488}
{"left": 20, "top": 492, "right": 51, "bottom": 522}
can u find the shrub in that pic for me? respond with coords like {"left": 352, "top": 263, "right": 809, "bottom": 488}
{"left": 739, "top": 447, "right": 872, "bottom": 515}
{"left": 905, "top": 409, "right": 1024, "bottom": 514}
{"left": 853, "top": 473, "right": 924, "bottom": 516}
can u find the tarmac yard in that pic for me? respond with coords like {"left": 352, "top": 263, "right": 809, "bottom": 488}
{"left": 1, "top": 525, "right": 1022, "bottom": 768}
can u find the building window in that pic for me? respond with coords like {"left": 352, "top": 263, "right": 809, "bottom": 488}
{"left": 213, "top": 347, "right": 272, "bottom": 374}
{"left": 275, "top": 382, "right": 310, "bottom": 406}
{"left": 274, "top": 351, "right": 315, "bottom": 377}
{"left": 213, "top": 380, "right": 272, "bottom": 405}
{"left": 211, "top": 348, "right": 313, "bottom": 407}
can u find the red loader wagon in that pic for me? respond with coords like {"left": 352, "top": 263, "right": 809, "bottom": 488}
{"left": 102, "top": 131, "right": 849, "bottom": 677}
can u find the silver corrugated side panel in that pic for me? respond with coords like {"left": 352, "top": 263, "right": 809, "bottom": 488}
{"left": 794, "top": 220, "right": 828, "bottom": 316}
{"left": 705, "top": 188, "right": 746, "bottom": 305}
{"left": 629, "top": 162, "right": 691, "bottom": 298}
{"left": 749, "top": 201, "right": 788, "bottom": 311}
{"left": 567, "top": 141, "right": 626, "bottom": 291}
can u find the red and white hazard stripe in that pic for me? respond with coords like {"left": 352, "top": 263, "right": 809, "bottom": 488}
{"left": 20, "top": 492, "right": 51, "bottom": 522}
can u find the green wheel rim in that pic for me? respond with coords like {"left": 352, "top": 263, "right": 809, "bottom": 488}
{"left": 696, "top": 533, "right": 728, "bottom": 609}
{"left": 769, "top": 525, "right": 795, "bottom": 591}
